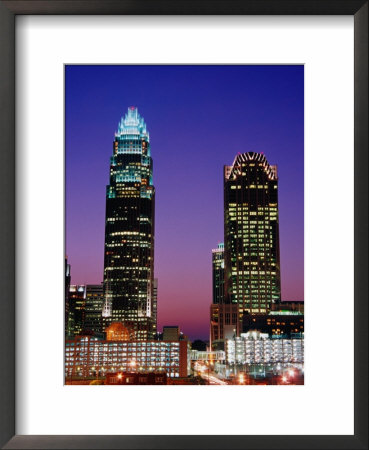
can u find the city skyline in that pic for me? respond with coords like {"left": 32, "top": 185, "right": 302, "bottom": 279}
{"left": 66, "top": 65, "right": 304, "bottom": 340}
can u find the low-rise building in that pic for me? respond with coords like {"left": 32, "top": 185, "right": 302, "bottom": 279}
{"left": 65, "top": 335, "right": 190, "bottom": 380}
{"left": 226, "top": 331, "right": 304, "bottom": 365}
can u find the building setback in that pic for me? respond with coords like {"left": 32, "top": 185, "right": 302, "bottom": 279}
{"left": 103, "top": 107, "right": 156, "bottom": 340}
{"left": 224, "top": 152, "right": 281, "bottom": 314}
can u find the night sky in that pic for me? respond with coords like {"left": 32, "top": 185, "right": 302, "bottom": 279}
{"left": 66, "top": 65, "right": 304, "bottom": 341}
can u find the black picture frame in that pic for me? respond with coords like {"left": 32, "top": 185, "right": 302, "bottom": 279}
{"left": 0, "top": 1, "right": 367, "bottom": 449}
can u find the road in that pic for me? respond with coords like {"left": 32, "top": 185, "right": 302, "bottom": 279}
{"left": 194, "top": 362, "right": 229, "bottom": 385}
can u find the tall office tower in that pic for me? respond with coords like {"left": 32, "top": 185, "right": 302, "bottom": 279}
{"left": 224, "top": 152, "right": 281, "bottom": 316}
{"left": 212, "top": 243, "right": 225, "bottom": 304}
{"left": 103, "top": 107, "right": 156, "bottom": 340}
{"left": 84, "top": 284, "right": 104, "bottom": 334}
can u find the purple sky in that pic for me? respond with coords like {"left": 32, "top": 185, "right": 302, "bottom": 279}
{"left": 66, "top": 65, "right": 304, "bottom": 340}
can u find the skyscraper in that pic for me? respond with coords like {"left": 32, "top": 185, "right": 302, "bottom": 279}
{"left": 224, "top": 152, "right": 281, "bottom": 315}
{"left": 103, "top": 107, "right": 156, "bottom": 340}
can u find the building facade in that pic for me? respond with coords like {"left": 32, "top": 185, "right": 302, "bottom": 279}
{"left": 163, "top": 326, "right": 180, "bottom": 341}
{"left": 271, "top": 300, "right": 304, "bottom": 314}
{"left": 210, "top": 303, "right": 240, "bottom": 348}
{"left": 67, "top": 285, "right": 86, "bottom": 337}
{"left": 105, "top": 322, "right": 135, "bottom": 341}
{"left": 226, "top": 332, "right": 304, "bottom": 365}
{"left": 224, "top": 152, "right": 281, "bottom": 314}
{"left": 84, "top": 284, "right": 104, "bottom": 334}
{"left": 212, "top": 242, "right": 225, "bottom": 304}
{"left": 242, "top": 311, "right": 304, "bottom": 337}
{"left": 65, "top": 336, "right": 189, "bottom": 379}
{"left": 103, "top": 107, "right": 156, "bottom": 340}
{"left": 210, "top": 243, "right": 241, "bottom": 350}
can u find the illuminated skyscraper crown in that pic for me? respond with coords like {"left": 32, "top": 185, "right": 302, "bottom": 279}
{"left": 115, "top": 106, "right": 149, "bottom": 141}
{"left": 226, "top": 152, "right": 277, "bottom": 181}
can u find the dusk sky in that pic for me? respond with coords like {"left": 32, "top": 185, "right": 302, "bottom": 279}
{"left": 66, "top": 65, "right": 304, "bottom": 341}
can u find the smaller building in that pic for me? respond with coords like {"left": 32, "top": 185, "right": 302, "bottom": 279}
{"left": 67, "top": 285, "right": 86, "bottom": 337}
{"left": 163, "top": 326, "right": 180, "bottom": 341}
{"left": 226, "top": 331, "right": 304, "bottom": 365}
{"left": 65, "top": 336, "right": 190, "bottom": 380}
{"left": 84, "top": 284, "right": 104, "bottom": 334}
{"left": 210, "top": 303, "right": 241, "bottom": 350}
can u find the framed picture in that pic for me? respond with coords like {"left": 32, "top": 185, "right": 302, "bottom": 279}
{"left": 0, "top": 1, "right": 367, "bottom": 449}
{"left": 64, "top": 63, "right": 305, "bottom": 387}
